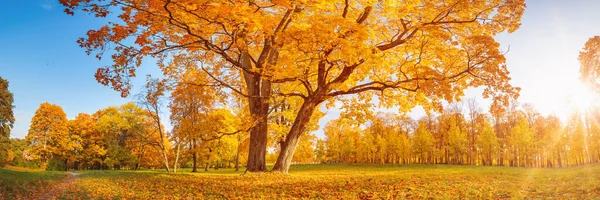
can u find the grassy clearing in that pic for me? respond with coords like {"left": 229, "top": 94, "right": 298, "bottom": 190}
{"left": 2, "top": 164, "right": 600, "bottom": 199}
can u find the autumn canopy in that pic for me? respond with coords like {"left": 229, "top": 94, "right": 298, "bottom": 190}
{"left": 59, "top": 0, "right": 526, "bottom": 173}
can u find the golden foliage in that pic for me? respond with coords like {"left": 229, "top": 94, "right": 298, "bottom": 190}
{"left": 59, "top": 0, "right": 527, "bottom": 172}
{"left": 579, "top": 36, "right": 600, "bottom": 90}
{"left": 25, "top": 103, "right": 71, "bottom": 169}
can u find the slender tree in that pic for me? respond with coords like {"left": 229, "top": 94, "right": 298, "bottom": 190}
{"left": 0, "top": 77, "right": 15, "bottom": 165}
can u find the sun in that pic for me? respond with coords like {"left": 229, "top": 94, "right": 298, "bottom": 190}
{"left": 570, "top": 83, "right": 596, "bottom": 112}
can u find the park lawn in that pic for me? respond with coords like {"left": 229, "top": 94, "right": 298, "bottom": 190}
{"left": 3, "top": 164, "right": 600, "bottom": 199}
{"left": 0, "top": 166, "right": 67, "bottom": 199}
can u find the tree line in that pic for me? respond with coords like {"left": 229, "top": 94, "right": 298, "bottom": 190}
{"left": 4, "top": 101, "right": 244, "bottom": 171}
{"left": 4, "top": 99, "right": 318, "bottom": 171}
{"left": 3, "top": 81, "right": 600, "bottom": 171}
{"left": 319, "top": 100, "right": 600, "bottom": 168}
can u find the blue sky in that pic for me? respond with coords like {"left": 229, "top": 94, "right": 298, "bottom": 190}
{"left": 0, "top": 0, "right": 162, "bottom": 138}
{"left": 1, "top": 0, "right": 600, "bottom": 139}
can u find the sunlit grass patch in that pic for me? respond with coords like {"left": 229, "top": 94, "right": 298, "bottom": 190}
{"left": 0, "top": 167, "right": 66, "bottom": 199}
{"left": 2, "top": 165, "right": 45, "bottom": 172}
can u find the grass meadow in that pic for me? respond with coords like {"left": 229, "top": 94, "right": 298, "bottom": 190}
{"left": 2, "top": 164, "right": 600, "bottom": 199}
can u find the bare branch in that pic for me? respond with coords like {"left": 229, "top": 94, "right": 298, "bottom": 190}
{"left": 342, "top": 0, "right": 349, "bottom": 18}
{"left": 356, "top": 6, "right": 372, "bottom": 24}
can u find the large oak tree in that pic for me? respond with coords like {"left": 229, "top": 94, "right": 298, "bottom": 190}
{"left": 61, "top": 0, "right": 525, "bottom": 172}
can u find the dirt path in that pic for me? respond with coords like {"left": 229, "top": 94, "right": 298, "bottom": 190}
{"left": 67, "top": 172, "right": 81, "bottom": 177}
{"left": 25, "top": 172, "right": 81, "bottom": 199}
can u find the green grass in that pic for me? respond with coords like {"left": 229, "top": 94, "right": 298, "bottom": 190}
{"left": 3, "top": 164, "right": 600, "bottom": 199}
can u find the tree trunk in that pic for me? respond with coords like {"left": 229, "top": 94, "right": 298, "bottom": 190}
{"left": 192, "top": 151, "right": 198, "bottom": 172}
{"left": 135, "top": 145, "right": 146, "bottom": 170}
{"left": 246, "top": 114, "right": 268, "bottom": 172}
{"left": 161, "top": 147, "right": 170, "bottom": 172}
{"left": 235, "top": 147, "right": 241, "bottom": 171}
{"left": 191, "top": 139, "right": 198, "bottom": 172}
{"left": 173, "top": 142, "right": 181, "bottom": 173}
{"left": 205, "top": 151, "right": 211, "bottom": 172}
{"left": 272, "top": 100, "right": 319, "bottom": 173}
{"left": 242, "top": 49, "right": 271, "bottom": 172}
{"left": 499, "top": 151, "right": 504, "bottom": 166}
{"left": 565, "top": 150, "right": 569, "bottom": 167}
{"left": 557, "top": 150, "right": 562, "bottom": 168}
